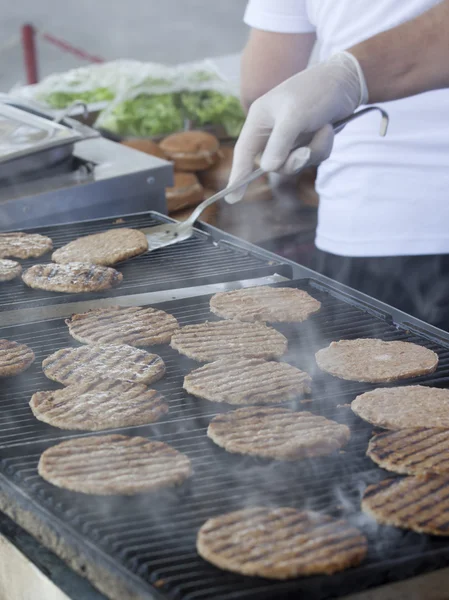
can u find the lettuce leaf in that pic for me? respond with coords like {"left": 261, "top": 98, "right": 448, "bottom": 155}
{"left": 99, "top": 94, "right": 184, "bottom": 136}
{"left": 41, "top": 88, "right": 115, "bottom": 109}
{"left": 180, "top": 91, "right": 245, "bottom": 137}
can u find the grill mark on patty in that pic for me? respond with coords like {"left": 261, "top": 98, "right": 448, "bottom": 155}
{"left": 30, "top": 380, "right": 168, "bottom": 431}
{"left": 197, "top": 507, "right": 367, "bottom": 578}
{"left": 368, "top": 428, "right": 449, "bottom": 478}
{"left": 42, "top": 345, "right": 165, "bottom": 386}
{"left": 0, "top": 232, "right": 53, "bottom": 259}
{"left": 0, "top": 259, "right": 22, "bottom": 281}
{"left": 184, "top": 358, "right": 311, "bottom": 405}
{"left": 66, "top": 305, "right": 179, "bottom": 346}
{"left": 22, "top": 262, "right": 123, "bottom": 293}
{"left": 38, "top": 434, "right": 192, "bottom": 495}
{"left": 362, "top": 475, "right": 449, "bottom": 535}
{"left": 207, "top": 407, "right": 350, "bottom": 460}
{"left": 0, "top": 339, "right": 35, "bottom": 377}
{"left": 171, "top": 321, "right": 287, "bottom": 362}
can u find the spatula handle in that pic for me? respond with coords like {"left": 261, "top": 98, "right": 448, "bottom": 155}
{"left": 185, "top": 106, "right": 389, "bottom": 226}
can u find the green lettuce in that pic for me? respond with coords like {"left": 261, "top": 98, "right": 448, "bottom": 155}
{"left": 41, "top": 88, "right": 115, "bottom": 109}
{"left": 99, "top": 93, "right": 184, "bottom": 136}
{"left": 180, "top": 90, "right": 245, "bottom": 137}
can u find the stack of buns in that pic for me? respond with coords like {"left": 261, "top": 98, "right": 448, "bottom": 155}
{"left": 122, "top": 130, "right": 272, "bottom": 227}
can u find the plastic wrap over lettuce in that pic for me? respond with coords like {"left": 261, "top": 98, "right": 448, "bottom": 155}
{"left": 96, "top": 80, "right": 245, "bottom": 138}
{"left": 13, "top": 59, "right": 245, "bottom": 137}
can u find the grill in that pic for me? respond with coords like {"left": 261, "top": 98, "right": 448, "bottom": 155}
{"left": 0, "top": 212, "right": 290, "bottom": 312}
{"left": 1, "top": 278, "right": 449, "bottom": 600}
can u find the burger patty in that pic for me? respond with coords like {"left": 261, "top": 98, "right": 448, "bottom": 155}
{"left": 171, "top": 320, "right": 287, "bottom": 362}
{"left": 0, "top": 339, "right": 35, "bottom": 377}
{"left": 367, "top": 428, "right": 449, "bottom": 476}
{"left": 0, "top": 259, "right": 22, "bottom": 282}
{"left": 66, "top": 305, "right": 179, "bottom": 346}
{"left": 51, "top": 228, "right": 148, "bottom": 266}
{"left": 184, "top": 358, "right": 311, "bottom": 405}
{"left": 42, "top": 344, "right": 165, "bottom": 386}
{"left": 30, "top": 379, "right": 169, "bottom": 431}
{"left": 0, "top": 232, "right": 53, "bottom": 259}
{"left": 316, "top": 339, "right": 438, "bottom": 383}
{"left": 207, "top": 407, "right": 350, "bottom": 460}
{"left": 210, "top": 286, "right": 321, "bottom": 323}
{"left": 38, "top": 434, "right": 192, "bottom": 495}
{"left": 351, "top": 385, "right": 449, "bottom": 429}
{"left": 197, "top": 507, "right": 367, "bottom": 579}
{"left": 362, "top": 475, "right": 449, "bottom": 536}
{"left": 22, "top": 263, "right": 123, "bottom": 293}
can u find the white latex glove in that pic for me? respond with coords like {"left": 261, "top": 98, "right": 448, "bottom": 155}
{"left": 226, "top": 51, "right": 368, "bottom": 203}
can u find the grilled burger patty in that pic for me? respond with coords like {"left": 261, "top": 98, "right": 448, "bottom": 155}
{"left": 171, "top": 320, "right": 287, "bottom": 362}
{"left": 362, "top": 475, "right": 449, "bottom": 536}
{"left": 0, "top": 259, "right": 22, "bottom": 282}
{"left": 315, "top": 339, "right": 438, "bottom": 382}
{"left": 210, "top": 286, "right": 321, "bottom": 323}
{"left": 367, "top": 428, "right": 449, "bottom": 476}
{"left": 51, "top": 228, "right": 148, "bottom": 266}
{"left": 352, "top": 385, "right": 449, "bottom": 429}
{"left": 0, "top": 339, "right": 35, "bottom": 377}
{"left": 0, "top": 232, "right": 53, "bottom": 259}
{"left": 197, "top": 507, "right": 367, "bottom": 578}
{"left": 38, "top": 434, "right": 192, "bottom": 495}
{"left": 184, "top": 358, "right": 311, "bottom": 405}
{"left": 30, "top": 379, "right": 168, "bottom": 431}
{"left": 66, "top": 305, "right": 179, "bottom": 346}
{"left": 207, "top": 407, "right": 350, "bottom": 460}
{"left": 42, "top": 344, "right": 165, "bottom": 386}
{"left": 22, "top": 262, "right": 123, "bottom": 293}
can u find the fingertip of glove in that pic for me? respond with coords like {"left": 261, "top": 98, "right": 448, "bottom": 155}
{"left": 260, "top": 155, "right": 284, "bottom": 172}
{"left": 225, "top": 188, "right": 246, "bottom": 204}
{"left": 290, "top": 147, "right": 311, "bottom": 172}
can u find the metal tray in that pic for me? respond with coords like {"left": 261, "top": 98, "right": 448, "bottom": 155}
{"left": 0, "top": 280, "right": 449, "bottom": 599}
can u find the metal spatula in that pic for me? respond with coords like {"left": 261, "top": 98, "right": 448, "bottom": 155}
{"left": 144, "top": 106, "right": 389, "bottom": 252}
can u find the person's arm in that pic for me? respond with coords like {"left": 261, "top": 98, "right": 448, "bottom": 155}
{"left": 241, "top": 29, "right": 316, "bottom": 111}
{"left": 350, "top": 0, "right": 449, "bottom": 103}
{"left": 226, "top": 0, "right": 449, "bottom": 203}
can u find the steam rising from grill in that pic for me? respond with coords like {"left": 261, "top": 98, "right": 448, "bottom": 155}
{"left": 0, "top": 241, "right": 447, "bottom": 598}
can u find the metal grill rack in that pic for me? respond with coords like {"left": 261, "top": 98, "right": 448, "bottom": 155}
{"left": 1, "top": 279, "right": 449, "bottom": 599}
{"left": 0, "top": 212, "right": 290, "bottom": 312}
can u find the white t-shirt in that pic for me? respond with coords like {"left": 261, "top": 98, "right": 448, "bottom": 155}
{"left": 244, "top": 0, "right": 449, "bottom": 257}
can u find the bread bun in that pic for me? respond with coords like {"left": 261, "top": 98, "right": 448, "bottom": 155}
{"left": 198, "top": 146, "right": 233, "bottom": 190}
{"left": 121, "top": 139, "right": 167, "bottom": 160}
{"left": 166, "top": 172, "right": 204, "bottom": 212}
{"left": 160, "top": 131, "right": 220, "bottom": 171}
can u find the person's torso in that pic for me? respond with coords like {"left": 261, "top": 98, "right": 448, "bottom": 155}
{"left": 304, "top": 0, "right": 449, "bottom": 257}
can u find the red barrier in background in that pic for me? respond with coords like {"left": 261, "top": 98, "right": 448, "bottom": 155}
{"left": 21, "top": 24, "right": 38, "bottom": 84}
{"left": 19, "top": 23, "right": 105, "bottom": 85}
{"left": 41, "top": 32, "right": 104, "bottom": 65}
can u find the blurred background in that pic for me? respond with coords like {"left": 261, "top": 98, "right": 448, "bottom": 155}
{"left": 1, "top": 0, "right": 247, "bottom": 90}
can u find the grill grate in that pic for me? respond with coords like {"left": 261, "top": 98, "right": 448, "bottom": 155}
{"left": 1, "top": 279, "right": 449, "bottom": 599}
{"left": 0, "top": 213, "right": 289, "bottom": 312}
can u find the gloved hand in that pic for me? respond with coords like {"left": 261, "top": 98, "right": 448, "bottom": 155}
{"left": 226, "top": 51, "right": 368, "bottom": 203}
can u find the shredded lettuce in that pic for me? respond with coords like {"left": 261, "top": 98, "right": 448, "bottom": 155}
{"left": 180, "top": 91, "right": 245, "bottom": 137}
{"left": 99, "top": 93, "right": 184, "bottom": 136}
{"left": 98, "top": 90, "right": 244, "bottom": 137}
{"left": 40, "top": 88, "right": 115, "bottom": 109}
